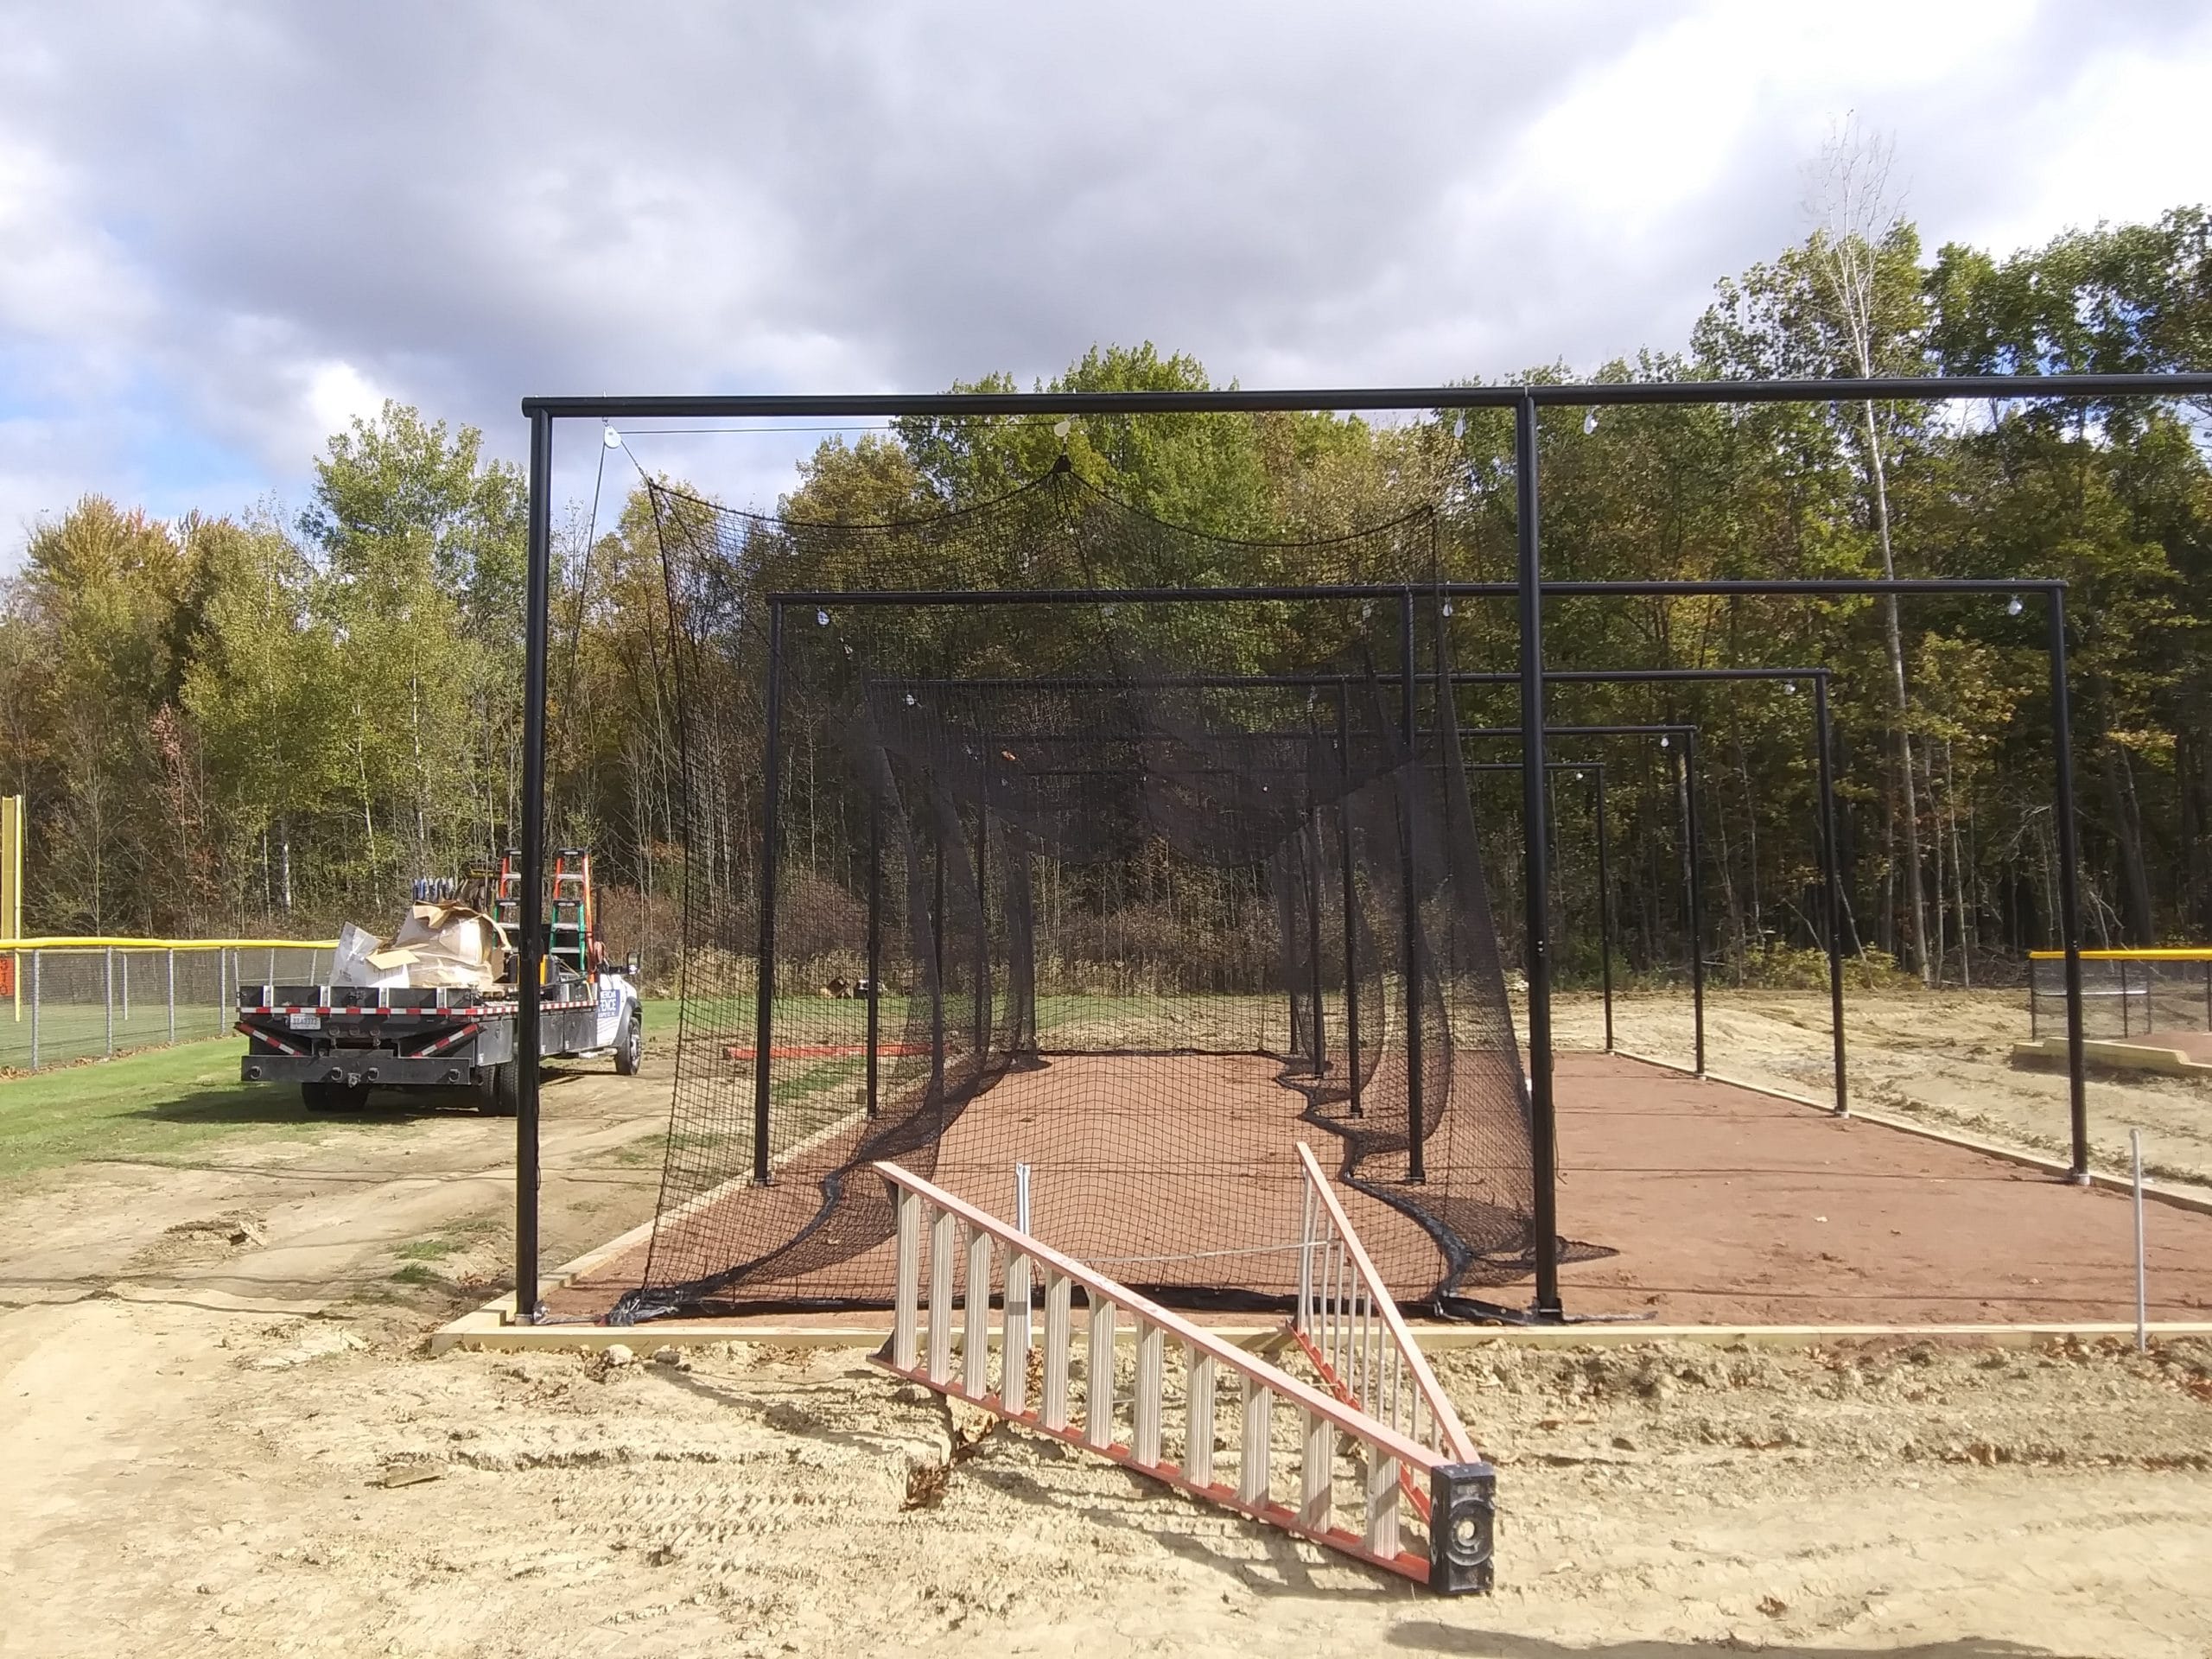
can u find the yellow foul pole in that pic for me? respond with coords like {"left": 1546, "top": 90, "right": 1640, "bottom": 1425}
{"left": 2, "top": 795, "right": 21, "bottom": 1022}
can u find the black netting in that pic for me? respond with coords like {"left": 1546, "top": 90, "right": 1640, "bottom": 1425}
{"left": 614, "top": 465, "right": 1586, "bottom": 1320}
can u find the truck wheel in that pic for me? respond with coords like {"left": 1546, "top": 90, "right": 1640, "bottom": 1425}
{"left": 613, "top": 1009, "right": 643, "bottom": 1076}
{"left": 476, "top": 1061, "right": 518, "bottom": 1117}
{"left": 302, "top": 1078, "right": 372, "bottom": 1111}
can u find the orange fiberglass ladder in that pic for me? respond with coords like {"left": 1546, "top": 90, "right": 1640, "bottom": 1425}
{"left": 870, "top": 1144, "right": 1497, "bottom": 1593}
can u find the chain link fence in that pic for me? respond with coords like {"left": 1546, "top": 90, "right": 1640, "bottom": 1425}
{"left": 2030, "top": 950, "right": 2212, "bottom": 1040}
{"left": 0, "top": 943, "right": 332, "bottom": 1072}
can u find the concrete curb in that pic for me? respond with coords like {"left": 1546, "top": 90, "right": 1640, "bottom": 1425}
{"left": 431, "top": 1310, "right": 2212, "bottom": 1356}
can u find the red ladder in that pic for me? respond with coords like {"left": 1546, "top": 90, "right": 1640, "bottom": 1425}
{"left": 869, "top": 1153, "right": 1497, "bottom": 1593}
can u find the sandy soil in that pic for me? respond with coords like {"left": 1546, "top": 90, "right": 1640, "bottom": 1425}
{"left": 7, "top": 1303, "right": 2210, "bottom": 1656}
{"left": 7, "top": 1012, "right": 2212, "bottom": 1657}
{"left": 1546, "top": 988, "right": 2212, "bottom": 1192}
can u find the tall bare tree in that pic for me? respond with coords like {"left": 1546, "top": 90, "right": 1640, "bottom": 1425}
{"left": 1806, "top": 115, "right": 1932, "bottom": 983}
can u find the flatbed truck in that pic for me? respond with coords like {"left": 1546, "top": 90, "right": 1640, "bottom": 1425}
{"left": 234, "top": 849, "right": 643, "bottom": 1113}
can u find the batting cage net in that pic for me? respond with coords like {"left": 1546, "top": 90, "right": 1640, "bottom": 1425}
{"left": 613, "top": 463, "right": 1575, "bottom": 1320}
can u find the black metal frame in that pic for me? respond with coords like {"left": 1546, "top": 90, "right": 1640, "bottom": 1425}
{"left": 512, "top": 371, "right": 2212, "bottom": 1325}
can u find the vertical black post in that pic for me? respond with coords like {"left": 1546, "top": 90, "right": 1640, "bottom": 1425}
{"left": 1515, "top": 395, "right": 1560, "bottom": 1319}
{"left": 1335, "top": 685, "right": 1363, "bottom": 1118}
{"left": 1814, "top": 676, "right": 1848, "bottom": 1116}
{"left": 1306, "top": 805, "right": 1326, "bottom": 1077}
{"left": 1396, "top": 590, "right": 1426, "bottom": 1183}
{"left": 2120, "top": 957, "right": 2130, "bottom": 1038}
{"left": 931, "top": 833, "right": 946, "bottom": 1095}
{"left": 1592, "top": 763, "right": 1613, "bottom": 1053}
{"left": 514, "top": 406, "right": 552, "bottom": 1325}
{"left": 750, "top": 601, "right": 786, "bottom": 1185}
{"left": 975, "top": 785, "right": 990, "bottom": 1057}
{"left": 864, "top": 800, "right": 882, "bottom": 1117}
{"left": 2047, "top": 591, "right": 2089, "bottom": 1182}
{"left": 1684, "top": 728, "right": 1706, "bottom": 1077}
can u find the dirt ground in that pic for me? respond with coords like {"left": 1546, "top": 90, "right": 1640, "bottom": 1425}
{"left": 7, "top": 1005, "right": 2212, "bottom": 1657}
{"left": 1547, "top": 988, "right": 2212, "bottom": 1192}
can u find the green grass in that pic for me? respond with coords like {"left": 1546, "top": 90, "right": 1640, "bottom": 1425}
{"left": 0, "top": 1001, "right": 238, "bottom": 1073}
{"left": 392, "top": 1215, "right": 499, "bottom": 1262}
{"left": 0, "top": 1035, "right": 408, "bottom": 1185}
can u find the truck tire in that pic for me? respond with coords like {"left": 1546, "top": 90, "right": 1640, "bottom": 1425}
{"left": 613, "top": 1009, "right": 643, "bottom": 1076}
{"left": 476, "top": 1061, "right": 518, "bottom": 1117}
{"left": 302, "top": 1078, "right": 372, "bottom": 1111}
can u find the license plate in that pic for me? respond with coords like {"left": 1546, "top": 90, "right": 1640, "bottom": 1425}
{"left": 287, "top": 1013, "right": 321, "bottom": 1031}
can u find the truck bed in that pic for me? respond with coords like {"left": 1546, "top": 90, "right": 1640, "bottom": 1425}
{"left": 237, "top": 978, "right": 603, "bottom": 1090}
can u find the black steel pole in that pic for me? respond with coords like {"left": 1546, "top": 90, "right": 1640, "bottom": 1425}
{"left": 2047, "top": 593, "right": 2090, "bottom": 1181}
{"left": 865, "top": 800, "right": 882, "bottom": 1117}
{"left": 1814, "top": 677, "right": 1848, "bottom": 1116}
{"left": 975, "top": 788, "right": 990, "bottom": 1057}
{"left": 1335, "top": 686, "right": 1363, "bottom": 1118}
{"left": 931, "top": 835, "right": 946, "bottom": 1096}
{"left": 1593, "top": 764, "right": 1613, "bottom": 1054}
{"left": 1306, "top": 806, "right": 1326, "bottom": 1077}
{"left": 749, "top": 603, "right": 786, "bottom": 1185}
{"left": 1682, "top": 731, "right": 1707, "bottom": 1077}
{"left": 1516, "top": 397, "right": 1560, "bottom": 1318}
{"left": 1397, "top": 590, "right": 1425, "bottom": 1183}
{"left": 514, "top": 407, "right": 552, "bottom": 1325}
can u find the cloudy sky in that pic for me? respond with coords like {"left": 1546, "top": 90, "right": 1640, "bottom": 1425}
{"left": 3, "top": 0, "right": 2208, "bottom": 556}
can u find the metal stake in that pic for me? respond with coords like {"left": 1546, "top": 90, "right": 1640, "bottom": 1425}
{"left": 2132, "top": 1128, "right": 2147, "bottom": 1353}
{"left": 1015, "top": 1160, "right": 1033, "bottom": 1350}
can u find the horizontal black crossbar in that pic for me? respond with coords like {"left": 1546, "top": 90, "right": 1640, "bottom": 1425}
{"left": 524, "top": 372, "right": 2212, "bottom": 421}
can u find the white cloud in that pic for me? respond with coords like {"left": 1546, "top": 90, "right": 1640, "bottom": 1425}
{"left": 302, "top": 359, "right": 388, "bottom": 443}
{"left": 0, "top": 0, "right": 2205, "bottom": 564}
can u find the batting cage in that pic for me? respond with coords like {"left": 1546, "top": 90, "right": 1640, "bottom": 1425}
{"left": 607, "top": 466, "right": 1579, "bottom": 1319}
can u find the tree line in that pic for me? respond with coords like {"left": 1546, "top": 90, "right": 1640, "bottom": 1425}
{"left": 3, "top": 206, "right": 2206, "bottom": 986}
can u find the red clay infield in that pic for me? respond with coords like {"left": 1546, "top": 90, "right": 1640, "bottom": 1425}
{"left": 553, "top": 1051, "right": 2212, "bottom": 1326}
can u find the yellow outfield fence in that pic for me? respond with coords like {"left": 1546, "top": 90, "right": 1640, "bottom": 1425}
{"left": 2028, "top": 948, "right": 2212, "bottom": 1041}
{"left": 0, "top": 937, "right": 339, "bottom": 1074}
{"left": 2027, "top": 948, "right": 2212, "bottom": 961}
